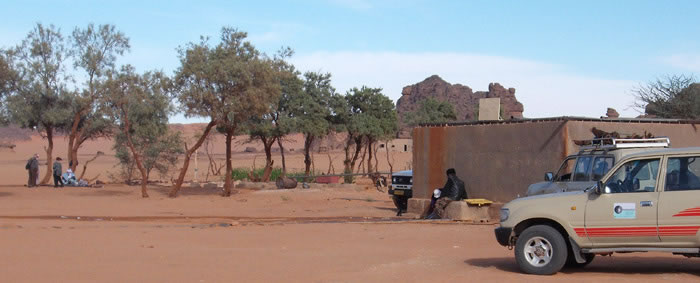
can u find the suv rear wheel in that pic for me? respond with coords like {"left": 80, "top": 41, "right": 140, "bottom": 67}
{"left": 515, "top": 225, "right": 567, "bottom": 275}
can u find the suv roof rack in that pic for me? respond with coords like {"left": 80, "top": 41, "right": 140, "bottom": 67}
{"left": 578, "top": 137, "right": 670, "bottom": 150}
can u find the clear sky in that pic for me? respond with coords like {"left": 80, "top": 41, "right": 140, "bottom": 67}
{"left": 2, "top": 0, "right": 699, "bottom": 123}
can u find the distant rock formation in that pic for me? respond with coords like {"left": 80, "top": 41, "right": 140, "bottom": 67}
{"left": 606, "top": 108, "right": 620, "bottom": 118}
{"left": 396, "top": 75, "right": 524, "bottom": 137}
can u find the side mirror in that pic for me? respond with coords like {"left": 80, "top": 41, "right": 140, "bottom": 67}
{"left": 544, "top": 172, "right": 554, "bottom": 182}
{"left": 595, "top": 181, "right": 603, "bottom": 194}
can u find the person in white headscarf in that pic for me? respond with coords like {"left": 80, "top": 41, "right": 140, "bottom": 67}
{"left": 62, "top": 168, "right": 77, "bottom": 186}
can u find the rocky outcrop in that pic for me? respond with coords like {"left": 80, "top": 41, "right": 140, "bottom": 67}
{"left": 606, "top": 108, "right": 620, "bottom": 118}
{"left": 396, "top": 75, "right": 524, "bottom": 137}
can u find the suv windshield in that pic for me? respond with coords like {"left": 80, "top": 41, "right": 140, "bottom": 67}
{"left": 555, "top": 155, "right": 614, "bottom": 182}
{"left": 555, "top": 158, "right": 576, "bottom": 181}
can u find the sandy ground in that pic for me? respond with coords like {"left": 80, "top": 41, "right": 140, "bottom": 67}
{"left": 0, "top": 184, "right": 698, "bottom": 282}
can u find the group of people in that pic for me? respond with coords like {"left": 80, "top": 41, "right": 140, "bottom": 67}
{"left": 25, "top": 154, "right": 79, "bottom": 188}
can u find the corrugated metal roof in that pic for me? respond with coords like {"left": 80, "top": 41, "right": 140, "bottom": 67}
{"left": 417, "top": 116, "right": 700, "bottom": 128}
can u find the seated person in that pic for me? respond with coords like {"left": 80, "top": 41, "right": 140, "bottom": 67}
{"left": 425, "top": 168, "right": 467, "bottom": 219}
{"left": 62, "top": 169, "right": 78, "bottom": 186}
{"left": 425, "top": 188, "right": 442, "bottom": 219}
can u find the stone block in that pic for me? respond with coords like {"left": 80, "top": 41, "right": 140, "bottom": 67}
{"left": 203, "top": 182, "right": 220, "bottom": 189}
{"left": 408, "top": 198, "right": 430, "bottom": 216}
{"left": 445, "top": 201, "right": 492, "bottom": 222}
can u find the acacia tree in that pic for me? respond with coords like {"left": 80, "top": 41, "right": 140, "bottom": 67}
{"left": 336, "top": 86, "right": 397, "bottom": 182}
{"left": 295, "top": 72, "right": 335, "bottom": 177}
{"left": 271, "top": 58, "right": 303, "bottom": 176}
{"left": 6, "top": 23, "right": 73, "bottom": 184}
{"left": 403, "top": 97, "right": 457, "bottom": 126}
{"left": 66, "top": 23, "right": 129, "bottom": 172}
{"left": 104, "top": 65, "right": 172, "bottom": 198}
{"left": 0, "top": 49, "right": 19, "bottom": 125}
{"left": 245, "top": 55, "right": 302, "bottom": 179}
{"left": 633, "top": 75, "right": 700, "bottom": 119}
{"left": 170, "top": 27, "right": 280, "bottom": 197}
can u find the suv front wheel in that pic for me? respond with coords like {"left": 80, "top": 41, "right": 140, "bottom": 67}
{"left": 515, "top": 225, "right": 567, "bottom": 275}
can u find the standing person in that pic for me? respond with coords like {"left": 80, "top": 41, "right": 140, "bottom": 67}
{"left": 53, "top": 157, "right": 64, "bottom": 188}
{"left": 25, "top": 154, "right": 39, "bottom": 187}
{"left": 432, "top": 168, "right": 468, "bottom": 219}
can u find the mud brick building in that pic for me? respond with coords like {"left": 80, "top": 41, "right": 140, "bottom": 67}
{"left": 412, "top": 117, "right": 700, "bottom": 203}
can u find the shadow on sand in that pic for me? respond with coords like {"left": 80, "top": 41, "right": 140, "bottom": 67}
{"left": 373, "top": 206, "right": 398, "bottom": 212}
{"left": 465, "top": 257, "right": 520, "bottom": 273}
{"left": 72, "top": 189, "right": 133, "bottom": 197}
{"left": 66, "top": 185, "right": 233, "bottom": 197}
{"left": 0, "top": 192, "right": 14, "bottom": 197}
{"left": 466, "top": 256, "right": 700, "bottom": 276}
{"left": 151, "top": 186, "right": 235, "bottom": 197}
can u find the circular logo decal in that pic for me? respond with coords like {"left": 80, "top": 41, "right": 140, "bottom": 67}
{"left": 614, "top": 205, "right": 623, "bottom": 214}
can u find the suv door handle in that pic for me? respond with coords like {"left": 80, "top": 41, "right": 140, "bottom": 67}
{"left": 640, "top": 201, "right": 653, "bottom": 207}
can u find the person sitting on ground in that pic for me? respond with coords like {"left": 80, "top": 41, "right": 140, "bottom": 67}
{"left": 62, "top": 169, "right": 77, "bottom": 186}
{"left": 53, "top": 157, "right": 64, "bottom": 188}
{"left": 427, "top": 168, "right": 467, "bottom": 219}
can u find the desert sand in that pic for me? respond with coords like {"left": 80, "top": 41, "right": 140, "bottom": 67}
{"left": 0, "top": 185, "right": 698, "bottom": 282}
{"left": 0, "top": 127, "right": 698, "bottom": 282}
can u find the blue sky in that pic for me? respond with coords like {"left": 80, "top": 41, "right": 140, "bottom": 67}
{"left": 2, "top": 0, "right": 699, "bottom": 122}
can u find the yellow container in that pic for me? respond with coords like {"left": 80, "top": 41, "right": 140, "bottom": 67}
{"left": 465, "top": 198, "right": 494, "bottom": 207}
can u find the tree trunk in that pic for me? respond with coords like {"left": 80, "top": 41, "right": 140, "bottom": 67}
{"left": 367, "top": 138, "right": 374, "bottom": 173}
{"left": 327, "top": 152, "right": 334, "bottom": 174}
{"left": 222, "top": 129, "right": 234, "bottom": 197}
{"left": 373, "top": 142, "right": 379, "bottom": 173}
{"left": 277, "top": 137, "right": 287, "bottom": 176}
{"left": 358, "top": 144, "right": 367, "bottom": 174}
{"left": 342, "top": 137, "right": 353, "bottom": 182}
{"left": 349, "top": 136, "right": 363, "bottom": 173}
{"left": 67, "top": 111, "right": 90, "bottom": 172}
{"left": 261, "top": 136, "right": 276, "bottom": 182}
{"left": 303, "top": 134, "right": 314, "bottom": 178}
{"left": 72, "top": 138, "right": 87, "bottom": 176}
{"left": 40, "top": 127, "right": 54, "bottom": 185}
{"left": 169, "top": 120, "right": 217, "bottom": 198}
{"left": 123, "top": 117, "right": 149, "bottom": 198}
{"left": 385, "top": 140, "right": 394, "bottom": 173}
{"left": 133, "top": 151, "right": 149, "bottom": 198}
{"left": 343, "top": 134, "right": 363, "bottom": 183}
{"left": 67, "top": 113, "right": 80, "bottom": 171}
{"left": 78, "top": 152, "right": 102, "bottom": 180}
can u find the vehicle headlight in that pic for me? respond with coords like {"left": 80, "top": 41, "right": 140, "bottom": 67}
{"left": 409, "top": 178, "right": 412, "bottom": 184}
{"left": 392, "top": 177, "right": 397, "bottom": 183}
{"left": 500, "top": 208, "right": 510, "bottom": 222}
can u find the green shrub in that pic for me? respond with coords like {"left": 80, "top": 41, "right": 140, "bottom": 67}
{"left": 231, "top": 167, "right": 317, "bottom": 182}
{"left": 230, "top": 167, "right": 283, "bottom": 181}
{"left": 287, "top": 171, "right": 316, "bottom": 182}
{"left": 231, "top": 168, "right": 249, "bottom": 181}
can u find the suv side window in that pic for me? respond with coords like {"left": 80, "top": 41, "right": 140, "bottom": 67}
{"left": 604, "top": 158, "right": 660, "bottom": 193}
{"left": 555, "top": 158, "right": 576, "bottom": 182}
{"left": 665, "top": 156, "right": 700, "bottom": 191}
{"left": 573, "top": 156, "right": 593, "bottom": 181}
{"left": 592, "top": 156, "right": 614, "bottom": 181}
